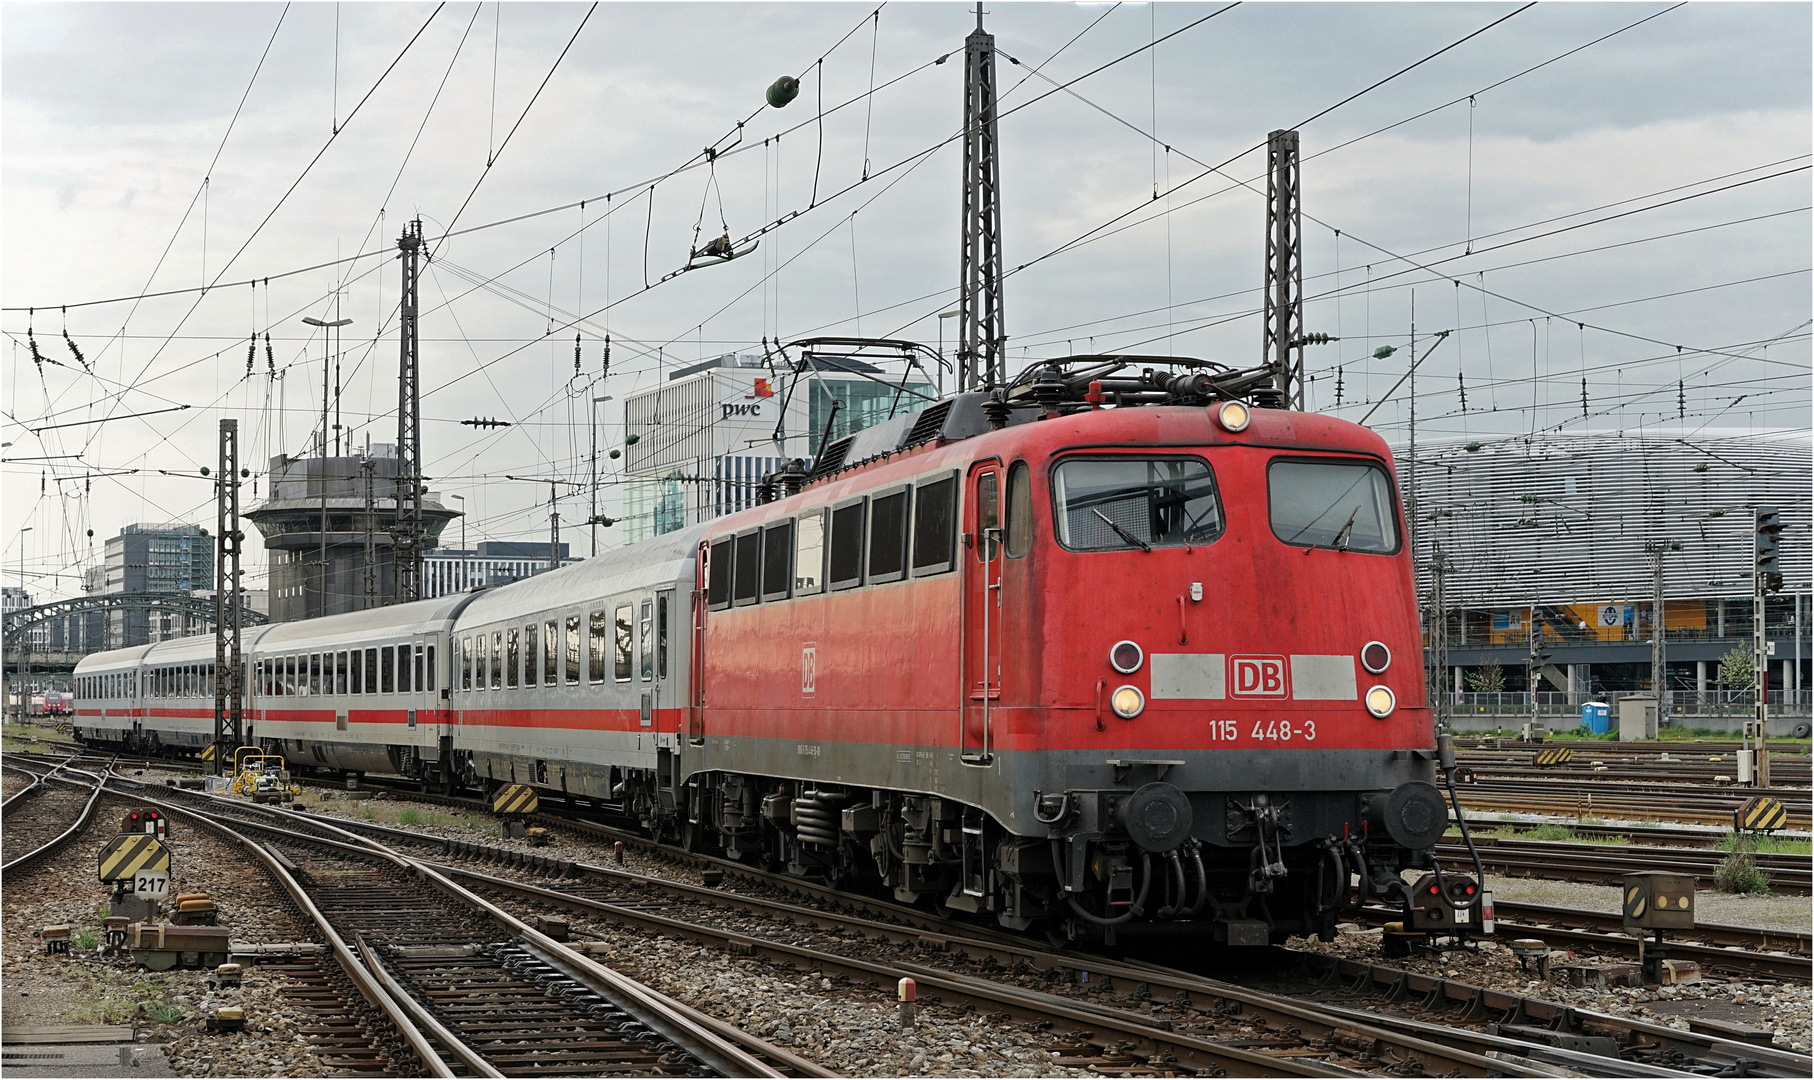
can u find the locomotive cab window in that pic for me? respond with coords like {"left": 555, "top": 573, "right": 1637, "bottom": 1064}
{"left": 733, "top": 530, "right": 762, "bottom": 607}
{"left": 1268, "top": 458, "right": 1399, "bottom": 554}
{"left": 1052, "top": 456, "right": 1222, "bottom": 551}
{"left": 867, "top": 486, "right": 911, "bottom": 584}
{"left": 793, "top": 511, "right": 826, "bottom": 595}
{"left": 829, "top": 497, "right": 867, "bottom": 591}
{"left": 707, "top": 538, "right": 733, "bottom": 610}
{"left": 1005, "top": 462, "right": 1033, "bottom": 559}
{"left": 761, "top": 520, "right": 793, "bottom": 602}
{"left": 913, "top": 475, "right": 957, "bottom": 575}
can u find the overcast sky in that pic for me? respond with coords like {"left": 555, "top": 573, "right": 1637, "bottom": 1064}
{"left": 4, "top": 1, "right": 1809, "bottom": 603}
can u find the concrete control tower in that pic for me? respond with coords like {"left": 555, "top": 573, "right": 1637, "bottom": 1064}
{"left": 247, "top": 444, "right": 458, "bottom": 622}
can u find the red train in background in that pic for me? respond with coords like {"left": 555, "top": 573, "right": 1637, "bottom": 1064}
{"left": 76, "top": 353, "right": 1486, "bottom": 947}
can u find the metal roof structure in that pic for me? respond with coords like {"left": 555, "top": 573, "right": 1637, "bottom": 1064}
{"left": 1398, "top": 431, "right": 1811, "bottom": 606}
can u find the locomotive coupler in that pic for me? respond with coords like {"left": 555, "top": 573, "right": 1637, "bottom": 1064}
{"left": 1231, "top": 793, "right": 1290, "bottom": 895}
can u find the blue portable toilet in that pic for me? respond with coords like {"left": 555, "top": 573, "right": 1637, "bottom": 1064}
{"left": 1582, "top": 701, "right": 1610, "bottom": 735}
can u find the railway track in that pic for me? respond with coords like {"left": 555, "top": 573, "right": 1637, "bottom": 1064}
{"left": 1435, "top": 835, "right": 1811, "bottom": 893}
{"left": 110, "top": 781, "right": 815, "bottom": 1079}
{"left": 277, "top": 779, "right": 1814, "bottom": 1077}
{"left": 1354, "top": 901, "right": 1812, "bottom": 983}
{"left": 0, "top": 754, "right": 108, "bottom": 874}
{"left": 1456, "top": 778, "right": 1813, "bottom": 829}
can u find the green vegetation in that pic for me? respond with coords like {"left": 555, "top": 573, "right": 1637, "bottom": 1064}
{"left": 398, "top": 807, "right": 424, "bottom": 827}
{"left": 1714, "top": 852, "right": 1772, "bottom": 895}
{"left": 147, "top": 1002, "right": 185, "bottom": 1025}
{"left": 1715, "top": 832, "right": 1811, "bottom": 856}
{"left": 75, "top": 929, "right": 98, "bottom": 951}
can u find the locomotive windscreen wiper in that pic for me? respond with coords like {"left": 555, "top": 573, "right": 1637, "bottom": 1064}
{"left": 1092, "top": 508, "right": 1151, "bottom": 553}
{"left": 1332, "top": 507, "right": 1360, "bottom": 551}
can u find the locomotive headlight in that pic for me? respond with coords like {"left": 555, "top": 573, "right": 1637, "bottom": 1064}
{"left": 1111, "top": 685, "right": 1145, "bottom": 719}
{"left": 1360, "top": 641, "right": 1391, "bottom": 674}
{"left": 1215, "top": 400, "right": 1251, "bottom": 433}
{"left": 1110, "top": 640, "right": 1143, "bottom": 674}
{"left": 1364, "top": 685, "right": 1396, "bottom": 718}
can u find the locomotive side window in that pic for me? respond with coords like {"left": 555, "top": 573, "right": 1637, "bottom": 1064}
{"left": 793, "top": 511, "right": 826, "bottom": 594}
{"left": 1267, "top": 458, "right": 1399, "bottom": 554}
{"left": 976, "top": 472, "right": 1000, "bottom": 560}
{"left": 1005, "top": 463, "right": 1033, "bottom": 559}
{"left": 761, "top": 520, "right": 794, "bottom": 602}
{"left": 867, "top": 487, "right": 911, "bottom": 584}
{"left": 589, "top": 611, "right": 607, "bottom": 682}
{"left": 912, "top": 475, "right": 957, "bottom": 575}
{"left": 1052, "top": 456, "right": 1222, "bottom": 551}
{"left": 507, "top": 629, "right": 521, "bottom": 689}
{"left": 829, "top": 498, "right": 866, "bottom": 591}
{"left": 707, "top": 538, "right": 733, "bottom": 610}
{"left": 733, "top": 530, "right": 762, "bottom": 606}
{"left": 544, "top": 621, "right": 560, "bottom": 685}
{"left": 614, "top": 605, "right": 634, "bottom": 682}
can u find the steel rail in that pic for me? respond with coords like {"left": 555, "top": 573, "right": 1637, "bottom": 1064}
{"left": 133, "top": 784, "right": 787, "bottom": 1079}
{"left": 95, "top": 784, "right": 460, "bottom": 1078}
{"left": 1433, "top": 838, "right": 1811, "bottom": 893}
{"left": 1, "top": 758, "right": 109, "bottom": 877}
{"left": 0, "top": 758, "right": 49, "bottom": 812}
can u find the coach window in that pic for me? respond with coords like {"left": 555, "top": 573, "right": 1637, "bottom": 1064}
{"left": 733, "top": 530, "right": 762, "bottom": 607}
{"left": 416, "top": 645, "right": 427, "bottom": 693}
{"left": 589, "top": 612, "right": 607, "bottom": 682}
{"left": 507, "top": 628, "right": 521, "bottom": 689}
{"left": 867, "top": 486, "right": 911, "bottom": 584}
{"left": 829, "top": 498, "right": 867, "bottom": 591}
{"left": 529, "top": 624, "right": 543, "bottom": 687}
{"left": 544, "top": 621, "right": 560, "bottom": 685}
{"left": 287, "top": 656, "right": 299, "bottom": 696}
{"left": 491, "top": 631, "right": 503, "bottom": 690}
{"left": 912, "top": 475, "right": 958, "bottom": 576}
{"left": 639, "top": 602, "right": 654, "bottom": 681}
{"left": 367, "top": 647, "right": 380, "bottom": 694}
{"left": 614, "top": 605, "right": 633, "bottom": 682}
{"left": 707, "top": 538, "right": 734, "bottom": 611}
{"left": 761, "top": 520, "right": 794, "bottom": 602}
{"left": 566, "top": 616, "right": 581, "bottom": 685}
{"left": 657, "top": 593, "right": 671, "bottom": 680}
{"left": 379, "top": 646, "right": 394, "bottom": 694}
{"left": 473, "top": 636, "right": 486, "bottom": 692}
{"left": 1005, "top": 462, "right": 1033, "bottom": 559}
{"left": 462, "top": 637, "right": 473, "bottom": 691}
{"left": 336, "top": 652, "right": 349, "bottom": 695}
{"left": 1052, "top": 456, "right": 1222, "bottom": 551}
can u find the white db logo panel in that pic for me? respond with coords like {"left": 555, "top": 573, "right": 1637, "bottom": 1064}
{"left": 1230, "top": 655, "right": 1288, "bottom": 697}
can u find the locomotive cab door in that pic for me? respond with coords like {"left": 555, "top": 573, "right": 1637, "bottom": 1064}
{"left": 962, "top": 463, "right": 1003, "bottom": 765}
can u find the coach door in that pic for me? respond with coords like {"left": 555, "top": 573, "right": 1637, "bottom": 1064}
{"left": 961, "top": 463, "right": 1003, "bottom": 764}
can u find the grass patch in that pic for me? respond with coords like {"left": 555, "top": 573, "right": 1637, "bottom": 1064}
{"left": 75, "top": 929, "right": 97, "bottom": 951}
{"left": 147, "top": 1002, "right": 185, "bottom": 1025}
{"left": 1714, "top": 852, "right": 1772, "bottom": 894}
{"left": 1715, "top": 832, "right": 1812, "bottom": 856}
{"left": 1524, "top": 823, "right": 1580, "bottom": 841}
{"left": 398, "top": 807, "right": 424, "bottom": 827}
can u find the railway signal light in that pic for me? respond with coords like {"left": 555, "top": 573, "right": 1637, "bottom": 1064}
{"left": 1755, "top": 506, "right": 1785, "bottom": 594}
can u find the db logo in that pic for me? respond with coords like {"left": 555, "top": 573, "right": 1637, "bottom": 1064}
{"left": 801, "top": 643, "right": 817, "bottom": 697}
{"left": 1230, "top": 656, "right": 1288, "bottom": 697}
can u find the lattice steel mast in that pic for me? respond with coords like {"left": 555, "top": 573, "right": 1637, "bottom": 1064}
{"left": 212, "top": 419, "right": 243, "bottom": 774}
{"left": 1264, "top": 128, "right": 1304, "bottom": 409}
{"left": 393, "top": 218, "right": 424, "bottom": 603}
{"left": 957, "top": 4, "right": 1006, "bottom": 392}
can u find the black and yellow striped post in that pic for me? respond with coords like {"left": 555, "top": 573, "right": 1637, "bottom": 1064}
{"left": 1734, "top": 795, "right": 1788, "bottom": 833}
{"left": 97, "top": 834, "right": 170, "bottom": 883}
{"left": 493, "top": 784, "right": 538, "bottom": 839}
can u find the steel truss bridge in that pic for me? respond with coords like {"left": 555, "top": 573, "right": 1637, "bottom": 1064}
{"left": 4, "top": 593, "right": 268, "bottom": 673}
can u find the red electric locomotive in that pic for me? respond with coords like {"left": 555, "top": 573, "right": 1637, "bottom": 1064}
{"left": 678, "top": 355, "right": 1482, "bottom": 945}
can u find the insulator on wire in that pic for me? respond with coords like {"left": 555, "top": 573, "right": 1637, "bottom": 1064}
{"left": 264, "top": 333, "right": 276, "bottom": 374}
{"left": 1333, "top": 366, "right": 1344, "bottom": 407}
{"left": 246, "top": 336, "right": 257, "bottom": 376}
{"left": 602, "top": 335, "right": 612, "bottom": 380}
{"left": 574, "top": 334, "right": 582, "bottom": 375}
{"left": 1580, "top": 378, "right": 1589, "bottom": 419}
{"left": 27, "top": 308, "right": 48, "bottom": 372}
{"left": 1678, "top": 380, "right": 1686, "bottom": 420}
{"left": 61, "top": 308, "right": 87, "bottom": 371}
{"left": 1457, "top": 372, "right": 1467, "bottom": 412}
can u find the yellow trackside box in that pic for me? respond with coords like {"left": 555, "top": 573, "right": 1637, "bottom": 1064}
{"left": 492, "top": 784, "right": 538, "bottom": 816}
{"left": 1623, "top": 871, "right": 1695, "bottom": 931}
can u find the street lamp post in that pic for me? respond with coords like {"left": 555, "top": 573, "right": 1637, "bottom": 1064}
{"left": 590, "top": 395, "right": 613, "bottom": 557}
{"left": 15, "top": 526, "right": 30, "bottom": 725}
{"left": 450, "top": 494, "right": 467, "bottom": 591}
{"left": 303, "top": 315, "right": 354, "bottom": 618}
